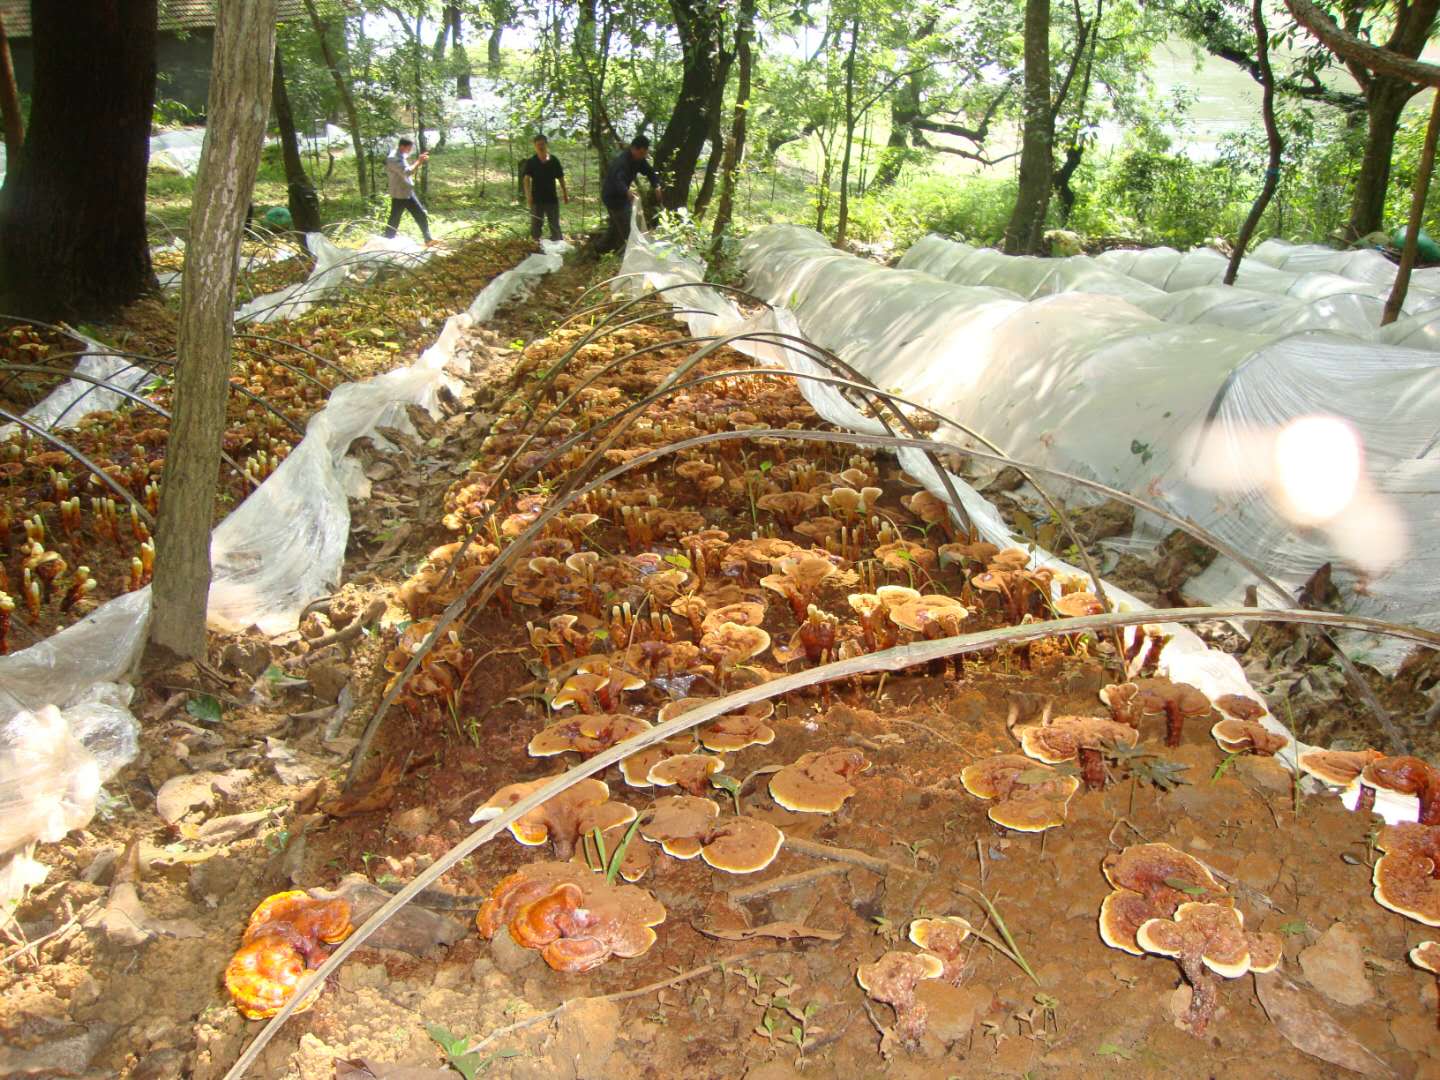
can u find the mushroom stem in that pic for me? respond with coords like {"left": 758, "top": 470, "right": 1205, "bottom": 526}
{"left": 1123, "top": 629, "right": 1145, "bottom": 667}
{"left": 1163, "top": 699, "right": 1184, "bottom": 748}
{"left": 1355, "top": 784, "right": 1376, "bottom": 817}
{"left": 1139, "top": 630, "right": 1167, "bottom": 675}
{"left": 1078, "top": 746, "right": 1106, "bottom": 791}
{"left": 1177, "top": 950, "right": 1218, "bottom": 1035}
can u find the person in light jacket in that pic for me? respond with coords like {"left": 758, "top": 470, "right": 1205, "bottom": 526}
{"left": 384, "top": 137, "right": 432, "bottom": 243}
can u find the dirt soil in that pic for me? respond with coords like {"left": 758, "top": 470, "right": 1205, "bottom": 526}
{"left": 2, "top": 243, "right": 1438, "bottom": 1080}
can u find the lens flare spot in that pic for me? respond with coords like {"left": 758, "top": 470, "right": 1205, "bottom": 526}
{"left": 1273, "top": 416, "right": 1361, "bottom": 525}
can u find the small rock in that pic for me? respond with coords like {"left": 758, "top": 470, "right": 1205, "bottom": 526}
{"left": 0, "top": 1022, "right": 115, "bottom": 1077}
{"left": 81, "top": 848, "right": 118, "bottom": 885}
{"left": 488, "top": 926, "right": 541, "bottom": 975}
{"left": 389, "top": 806, "right": 436, "bottom": 840}
{"left": 308, "top": 661, "right": 352, "bottom": 704}
{"left": 1299, "top": 923, "right": 1373, "bottom": 1006}
{"left": 916, "top": 981, "right": 991, "bottom": 1043}
{"left": 221, "top": 641, "right": 272, "bottom": 679}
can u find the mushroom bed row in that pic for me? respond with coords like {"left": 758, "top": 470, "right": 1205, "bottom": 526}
{"left": 220, "top": 316, "right": 1440, "bottom": 1053}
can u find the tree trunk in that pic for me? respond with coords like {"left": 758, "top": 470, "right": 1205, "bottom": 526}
{"left": 149, "top": 0, "right": 278, "bottom": 661}
{"left": 301, "top": 0, "right": 369, "bottom": 199}
{"left": 488, "top": 26, "right": 503, "bottom": 76}
{"left": 451, "top": 6, "right": 471, "bottom": 98}
{"left": 1383, "top": 90, "right": 1440, "bottom": 323}
{"left": 691, "top": 112, "right": 724, "bottom": 218}
{"left": 273, "top": 45, "right": 321, "bottom": 232}
{"left": 835, "top": 14, "right": 862, "bottom": 247}
{"left": 708, "top": 0, "right": 754, "bottom": 259}
{"left": 654, "top": 0, "right": 734, "bottom": 210}
{"left": 1348, "top": 78, "right": 1413, "bottom": 238}
{"left": 0, "top": 10, "right": 23, "bottom": 159}
{"left": 871, "top": 85, "right": 918, "bottom": 191}
{"left": 1003, "top": 0, "right": 1053, "bottom": 255}
{"left": 1225, "top": 0, "right": 1283, "bottom": 285}
{"left": 0, "top": 1, "right": 157, "bottom": 320}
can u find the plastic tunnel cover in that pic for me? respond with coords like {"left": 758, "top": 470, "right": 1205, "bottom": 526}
{"left": 621, "top": 219, "right": 1425, "bottom": 826}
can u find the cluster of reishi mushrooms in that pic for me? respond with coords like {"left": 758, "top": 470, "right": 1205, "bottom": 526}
{"left": 211, "top": 306, "right": 1440, "bottom": 1056}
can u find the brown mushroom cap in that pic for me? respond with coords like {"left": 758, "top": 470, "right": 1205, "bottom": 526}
{"left": 1410, "top": 940, "right": 1440, "bottom": 974}
{"left": 1052, "top": 591, "right": 1103, "bottom": 617}
{"left": 701, "top": 601, "right": 768, "bottom": 633}
{"left": 908, "top": 916, "right": 973, "bottom": 982}
{"left": 769, "top": 748, "right": 870, "bottom": 813}
{"left": 990, "top": 548, "right": 1031, "bottom": 570}
{"left": 1298, "top": 748, "right": 1384, "bottom": 788}
{"left": 472, "top": 777, "right": 616, "bottom": 858}
{"left": 701, "top": 622, "right": 772, "bottom": 667}
{"left": 1136, "top": 902, "right": 1278, "bottom": 981}
{"left": 856, "top": 950, "right": 945, "bottom": 999}
{"left": 577, "top": 819, "right": 653, "bottom": 882}
{"left": 700, "top": 816, "right": 785, "bottom": 873}
{"left": 875, "top": 585, "right": 921, "bottom": 612}
{"left": 1015, "top": 714, "right": 1138, "bottom": 765}
{"left": 1215, "top": 694, "right": 1267, "bottom": 722}
{"left": 528, "top": 718, "right": 602, "bottom": 758}
{"left": 888, "top": 594, "right": 970, "bottom": 636}
{"left": 1361, "top": 755, "right": 1440, "bottom": 808}
{"left": 1098, "top": 888, "right": 1161, "bottom": 956}
{"left": 551, "top": 672, "right": 608, "bottom": 711}
{"left": 1101, "top": 842, "right": 1229, "bottom": 915}
{"left": 577, "top": 714, "right": 652, "bottom": 747}
{"left": 647, "top": 753, "right": 726, "bottom": 796}
{"left": 960, "top": 753, "right": 1080, "bottom": 832}
{"left": 938, "top": 540, "right": 1001, "bottom": 568}
{"left": 698, "top": 712, "right": 776, "bottom": 752}
{"left": 639, "top": 794, "right": 719, "bottom": 859}
{"left": 1211, "top": 719, "right": 1290, "bottom": 757}
{"left": 1373, "top": 823, "right": 1440, "bottom": 926}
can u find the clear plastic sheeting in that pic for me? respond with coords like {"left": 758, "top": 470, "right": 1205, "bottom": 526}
{"left": 0, "top": 331, "right": 158, "bottom": 441}
{"left": 741, "top": 224, "right": 1440, "bottom": 686}
{"left": 899, "top": 234, "right": 1430, "bottom": 339}
{"left": 1251, "top": 237, "right": 1440, "bottom": 294}
{"left": 611, "top": 219, "right": 1368, "bottom": 814}
{"left": 237, "top": 232, "right": 437, "bottom": 325}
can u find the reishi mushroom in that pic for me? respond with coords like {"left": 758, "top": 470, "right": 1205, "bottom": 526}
{"left": 1299, "top": 747, "right": 1384, "bottom": 814}
{"left": 1013, "top": 714, "right": 1138, "bottom": 791}
{"left": 700, "top": 816, "right": 785, "bottom": 873}
{"left": 475, "top": 861, "right": 666, "bottom": 972}
{"left": 639, "top": 795, "right": 720, "bottom": 858}
{"left": 908, "top": 916, "right": 973, "bottom": 984}
{"left": 647, "top": 753, "right": 726, "bottom": 796}
{"left": 1098, "top": 843, "right": 1230, "bottom": 956}
{"left": 857, "top": 951, "right": 945, "bottom": 1050}
{"left": 1132, "top": 677, "right": 1212, "bottom": 747}
{"left": 960, "top": 754, "right": 1079, "bottom": 832}
{"left": 1134, "top": 902, "right": 1281, "bottom": 1035}
{"left": 471, "top": 777, "right": 634, "bottom": 859}
{"left": 1211, "top": 719, "right": 1290, "bottom": 757}
{"left": 1361, "top": 756, "right": 1440, "bottom": 826}
{"left": 224, "top": 891, "right": 353, "bottom": 1019}
{"left": 1372, "top": 823, "right": 1440, "bottom": 926}
{"left": 769, "top": 747, "right": 870, "bottom": 813}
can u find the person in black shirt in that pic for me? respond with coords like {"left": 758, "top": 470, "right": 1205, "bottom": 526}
{"left": 520, "top": 134, "right": 568, "bottom": 242}
{"left": 597, "top": 135, "right": 663, "bottom": 254}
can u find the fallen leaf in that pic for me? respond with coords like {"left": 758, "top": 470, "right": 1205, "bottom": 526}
{"left": 181, "top": 809, "right": 275, "bottom": 845}
{"left": 1255, "top": 972, "right": 1395, "bottom": 1078}
{"left": 83, "top": 883, "right": 205, "bottom": 946}
{"left": 155, "top": 769, "right": 253, "bottom": 824}
{"left": 319, "top": 758, "right": 405, "bottom": 818}
{"left": 693, "top": 919, "right": 843, "bottom": 942}
{"left": 311, "top": 876, "right": 466, "bottom": 954}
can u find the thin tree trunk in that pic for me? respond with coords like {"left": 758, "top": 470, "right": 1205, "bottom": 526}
{"left": 0, "top": 1, "right": 157, "bottom": 320}
{"left": 1382, "top": 89, "right": 1440, "bottom": 324}
{"left": 709, "top": 0, "right": 754, "bottom": 260}
{"left": 692, "top": 113, "right": 724, "bottom": 218}
{"left": 488, "top": 27, "right": 503, "bottom": 76}
{"left": 0, "top": 10, "right": 23, "bottom": 159}
{"left": 451, "top": 6, "right": 471, "bottom": 98}
{"left": 301, "top": 0, "right": 369, "bottom": 199}
{"left": 1003, "top": 0, "right": 1053, "bottom": 255}
{"left": 149, "top": 0, "right": 278, "bottom": 661}
{"left": 273, "top": 45, "right": 321, "bottom": 232}
{"left": 1225, "top": 0, "right": 1283, "bottom": 285}
{"left": 835, "top": 13, "right": 861, "bottom": 247}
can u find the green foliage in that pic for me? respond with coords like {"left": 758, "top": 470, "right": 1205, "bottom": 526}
{"left": 845, "top": 173, "right": 1018, "bottom": 248}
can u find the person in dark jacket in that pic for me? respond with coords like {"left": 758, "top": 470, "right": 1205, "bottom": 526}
{"left": 520, "top": 134, "right": 569, "bottom": 242}
{"left": 383, "top": 137, "right": 432, "bottom": 243}
{"left": 597, "top": 136, "right": 663, "bottom": 254}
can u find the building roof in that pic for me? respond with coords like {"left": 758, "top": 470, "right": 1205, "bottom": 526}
{"left": 0, "top": 0, "right": 309, "bottom": 39}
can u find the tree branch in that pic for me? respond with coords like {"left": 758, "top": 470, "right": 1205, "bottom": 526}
{"left": 1284, "top": 0, "right": 1440, "bottom": 87}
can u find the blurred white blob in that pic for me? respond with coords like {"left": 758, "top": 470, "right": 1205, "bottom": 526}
{"left": 1186, "top": 414, "right": 1406, "bottom": 576}
{"left": 1273, "top": 415, "right": 1362, "bottom": 525}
